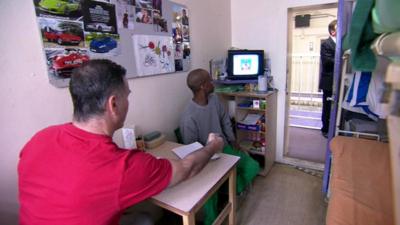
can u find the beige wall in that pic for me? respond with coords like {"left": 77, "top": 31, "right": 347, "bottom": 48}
{"left": 0, "top": 0, "right": 231, "bottom": 223}
{"left": 231, "top": 0, "right": 337, "bottom": 164}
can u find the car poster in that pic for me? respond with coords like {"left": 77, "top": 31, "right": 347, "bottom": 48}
{"left": 171, "top": 3, "right": 190, "bottom": 72}
{"left": 33, "top": 0, "right": 91, "bottom": 87}
{"left": 38, "top": 17, "right": 85, "bottom": 48}
{"left": 81, "top": 0, "right": 118, "bottom": 34}
{"left": 85, "top": 32, "right": 121, "bottom": 57}
{"left": 45, "top": 48, "right": 90, "bottom": 79}
{"left": 112, "top": 0, "right": 135, "bottom": 30}
{"left": 33, "top": 0, "right": 191, "bottom": 87}
{"left": 132, "top": 35, "right": 174, "bottom": 76}
{"left": 33, "top": 0, "right": 83, "bottom": 20}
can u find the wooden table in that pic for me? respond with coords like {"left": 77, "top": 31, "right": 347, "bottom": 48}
{"left": 147, "top": 141, "right": 239, "bottom": 225}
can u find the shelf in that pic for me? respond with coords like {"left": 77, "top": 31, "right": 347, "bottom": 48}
{"left": 237, "top": 129, "right": 266, "bottom": 134}
{"left": 213, "top": 79, "right": 258, "bottom": 85}
{"left": 217, "top": 90, "right": 277, "bottom": 176}
{"left": 236, "top": 107, "right": 266, "bottom": 112}
{"left": 249, "top": 149, "right": 265, "bottom": 156}
{"left": 217, "top": 90, "right": 277, "bottom": 98}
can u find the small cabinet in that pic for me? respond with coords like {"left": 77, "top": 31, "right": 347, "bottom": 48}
{"left": 217, "top": 91, "right": 277, "bottom": 176}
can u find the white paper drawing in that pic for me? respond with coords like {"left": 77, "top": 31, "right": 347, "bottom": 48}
{"left": 133, "top": 35, "right": 175, "bottom": 76}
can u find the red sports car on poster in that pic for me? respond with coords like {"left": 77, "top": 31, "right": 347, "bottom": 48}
{"left": 50, "top": 49, "right": 89, "bottom": 77}
{"left": 44, "top": 31, "right": 82, "bottom": 45}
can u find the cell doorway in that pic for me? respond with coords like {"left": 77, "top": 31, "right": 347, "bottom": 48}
{"left": 284, "top": 4, "right": 337, "bottom": 169}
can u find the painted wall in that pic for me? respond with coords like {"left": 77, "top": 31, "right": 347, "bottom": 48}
{"left": 231, "top": 0, "right": 337, "bottom": 164}
{"left": 0, "top": 0, "right": 231, "bottom": 223}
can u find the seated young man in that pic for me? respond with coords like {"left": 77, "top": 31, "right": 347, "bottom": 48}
{"left": 18, "top": 60, "right": 223, "bottom": 225}
{"left": 180, "top": 68, "right": 260, "bottom": 225}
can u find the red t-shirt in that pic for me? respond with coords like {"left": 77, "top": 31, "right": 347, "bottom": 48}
{"left": 18, "top": 123, "right": 172, "bottom": 225}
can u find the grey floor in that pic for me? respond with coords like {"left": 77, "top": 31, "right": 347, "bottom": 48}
{"left": 156, "top": 164, "right": 327, "bottom": 225}
{"left": 286, "top": 127, "right": 327, "bottom": 163}
{"left": 287, "top": 106, "right": 327, "bottom": 163}
{"left": 237, "top": 164, "right": 327, "bottom": 225}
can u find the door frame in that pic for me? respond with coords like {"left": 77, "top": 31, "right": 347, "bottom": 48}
{"left": 322, "top": 0, "right": 356, "bottom": 194}
{"left": 283, "top": 3, "right": 338, "bottom": 172}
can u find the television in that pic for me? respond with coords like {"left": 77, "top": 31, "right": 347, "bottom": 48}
{"left": 226, "top": 49, "right": 264, "bottom": 80}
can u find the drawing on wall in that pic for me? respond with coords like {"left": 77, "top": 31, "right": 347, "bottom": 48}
{"left": 38, "top": 17, "right": 85, "bottom": 48}
{"left": 133, "top": 35, "right": 174, "bottom": 76}
{"left": 82, "top": 0, "right": 118, "bottom": 34}
{"left": 112, "top": 0, "right": 135, "bottom": 30}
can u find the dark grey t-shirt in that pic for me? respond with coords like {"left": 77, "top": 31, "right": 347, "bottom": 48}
{"left": 179, "top": 93, "right": 235, "bottom": 146}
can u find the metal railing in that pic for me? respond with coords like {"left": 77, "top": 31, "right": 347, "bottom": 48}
{"left": 290, "top": 54, "right": 322, "bottom": 105}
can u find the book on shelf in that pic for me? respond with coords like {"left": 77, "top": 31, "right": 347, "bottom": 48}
{"left": 239, "top": 113, "right": 262, "bottom": 125}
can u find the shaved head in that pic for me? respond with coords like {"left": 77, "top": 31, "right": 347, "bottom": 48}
{"left": 187, "top": 69, "right": 210, "bottom": 93}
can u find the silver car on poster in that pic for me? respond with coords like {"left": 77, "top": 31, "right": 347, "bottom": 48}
{"left": 86, "top": 22, "right": 114, "bottom": 32}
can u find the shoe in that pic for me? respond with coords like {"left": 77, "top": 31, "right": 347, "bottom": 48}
{"left": 322, "top": 132, "right": 328, "bottom": 138}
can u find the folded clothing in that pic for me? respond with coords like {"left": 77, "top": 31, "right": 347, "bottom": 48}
{"left": 342, "top": 70, "right": 387, "bottom": 120}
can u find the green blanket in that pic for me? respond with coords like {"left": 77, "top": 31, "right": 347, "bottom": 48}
{"left": 343, "top": 0, "right": 379, "bottom": 71}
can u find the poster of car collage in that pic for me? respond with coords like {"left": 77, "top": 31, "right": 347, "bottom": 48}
{"left": 33, "top": 0, "right": 190, "bottom": 87}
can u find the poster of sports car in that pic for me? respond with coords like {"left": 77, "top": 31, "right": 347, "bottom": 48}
{"left": 33, "top": 0, "right": 83, "bottom": 20}
{"left": 81, "top": 0, "right": 118, "bottom": 34}
{"left": 45, "top": 48, "right": 90, "bottom": 80}
{"left": 38, "top": 17, "right": 85, "bottom": 48}
{"left": 133, "top": 35, "right": 174, "bottom": 76}
{"left": 85, "top": 32, "right": 121, "bottom": 57}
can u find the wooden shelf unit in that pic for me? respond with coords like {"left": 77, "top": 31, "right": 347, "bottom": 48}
{"left": 217, "top": 91, "right": 277, "bottom": 176}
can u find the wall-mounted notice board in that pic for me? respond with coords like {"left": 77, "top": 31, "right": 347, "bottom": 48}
{"left": 32, "top": 0, "right": 191, "bottom": 87}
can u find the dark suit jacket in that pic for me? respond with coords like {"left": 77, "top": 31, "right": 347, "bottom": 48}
{"left": 319, "top": 37, "right": 336, "bottom": 91}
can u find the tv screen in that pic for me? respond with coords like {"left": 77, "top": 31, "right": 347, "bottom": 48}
{"left": 227, "top": 50, "right": 264, "bottom": 80}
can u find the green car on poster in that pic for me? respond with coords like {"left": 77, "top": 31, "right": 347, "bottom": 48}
{"left": 38, "top": 0, "right": 80, "bottom": 15}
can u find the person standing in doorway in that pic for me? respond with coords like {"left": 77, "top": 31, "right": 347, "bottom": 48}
{"left": 319, "top": 19, "right": 337, "bottom": 138}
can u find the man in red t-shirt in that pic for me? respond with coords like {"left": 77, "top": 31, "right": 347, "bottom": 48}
{"left": 18, "top": 59, "right": 223, "bottom": 225}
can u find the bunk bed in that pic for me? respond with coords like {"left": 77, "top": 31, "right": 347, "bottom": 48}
{"left": 327, "top": 31, "right": 400, "bottom": 225}
{"left": 373, "top": 31, "right": 400, "bottom": 225}
{"left": 326, "top": 0, "right": 400, "bottom": 224}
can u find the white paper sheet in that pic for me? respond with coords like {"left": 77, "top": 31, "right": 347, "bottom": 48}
{"left": 172, "top": 142, "right": 220, "bottom": 160}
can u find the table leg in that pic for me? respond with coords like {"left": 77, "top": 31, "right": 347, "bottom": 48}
{"left": 228, "top": 167, "right": 237, "bottom": 225}
{"left": 182, "top": 213, "right": 195, "bottom": 225}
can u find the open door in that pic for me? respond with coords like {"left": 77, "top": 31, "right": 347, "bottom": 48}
{"left": 322, "top": 0, "right": 355, "bottom": 194}
{"left": 284, "top": 4, "right": 337, "bottom": 171}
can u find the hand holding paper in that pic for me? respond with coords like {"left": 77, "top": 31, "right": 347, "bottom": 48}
{"left": 172, "top": 133, "right": 224, "bottom": 160}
